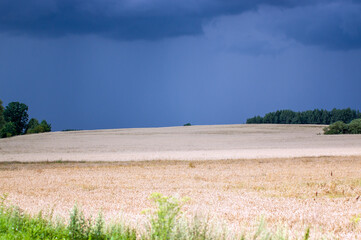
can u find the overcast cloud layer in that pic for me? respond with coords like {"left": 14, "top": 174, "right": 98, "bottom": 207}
{"left": 1, "top": 0, "right": 361, "bottom": 50}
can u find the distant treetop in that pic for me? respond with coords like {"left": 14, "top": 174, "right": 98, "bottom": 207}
{"left": 246, "top": 108, "right": 361, "bottom": 125}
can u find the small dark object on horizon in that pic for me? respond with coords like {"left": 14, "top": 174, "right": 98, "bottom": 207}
{"left": 183, "top": 123, "right": 191, "bottom": 126}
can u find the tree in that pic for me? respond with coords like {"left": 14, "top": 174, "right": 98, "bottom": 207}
{"left": 27, "top": 119, "right": 51, "bottom": 134}
{"left": 4, "top": 102, "right": 29, "bottom": 135}
{"left": 255, "top": 115, "right": 263, "bottom": 123}
{"left": 40, "top": 120, "right": 51, "bottom": 132}
{"left": 26, "top": 118, "right": 51, "bottom": 134}
{"left": 0, "top": 99, "right": 5, "bottom": 130}
{"left": 27, "top": 125, "right": 45, "bottom": 134}
{"left": 0, "top": 122, "right": 17, "bottom": 138}
{"left": 26, "top": 118, "right": 40, "bottom": 133}
{"left": 279, "top": 110, "right": 296, "bottom": 124}
{"left": 321, "top": 109, "right": 330, "bottom": 124}
{"left": 246, "top": 116, "right": 264, "bottom": 124}
{"left": 263, "top": 112, "right": 275, "bottom": 123}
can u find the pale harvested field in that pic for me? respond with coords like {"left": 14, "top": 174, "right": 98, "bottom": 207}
{"left": 1, "top": 124, "right": 361, "bottom": 162}
{"left": 1, "top": 124, "right": 361, "bottom": 238}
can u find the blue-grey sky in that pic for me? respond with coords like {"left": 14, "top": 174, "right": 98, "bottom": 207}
{"left": 1, "top": 0, "right": 361, "bottom": 130}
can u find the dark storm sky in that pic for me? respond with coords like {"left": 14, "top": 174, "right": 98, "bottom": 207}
{"left": 1, "top": 0, "right": 361, "bottom": 130}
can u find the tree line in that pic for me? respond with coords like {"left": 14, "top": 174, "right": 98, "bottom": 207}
{"left": 246, "top": 108, "right": 361, "bottom": 125}
{"left": 0, "top": 99, "right": 51, "bottom": 138}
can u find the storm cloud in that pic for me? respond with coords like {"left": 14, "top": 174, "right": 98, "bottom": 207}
{"left": 204, "top": 1, "right": 361, "bottom": 52}
{"left": 0, "top": 0, "right": 347, "bottom": 41}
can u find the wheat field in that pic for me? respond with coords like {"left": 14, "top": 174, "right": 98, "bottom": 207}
{"left": 1, "top": 124, "right": 361, "bottom": 238}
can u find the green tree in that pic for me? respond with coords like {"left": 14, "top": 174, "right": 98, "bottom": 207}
{"left": 348, "top": 119, "right": 361, "bottom": 134}
{"left": 27, "top": 119, "right": 51, "bottom": 134}
{"left": 27, "top": 125, "right": 44, "bottom": 134}
{"left": 321, "top": 109, "right": 330, "bottom": 124}
{"left": 0, "top": 99, "right": 5, "bottom": 130}
{"left": 312, "top": 109, "right": 322, "bottom": 124}
{"left": 263, "top": 112, "right": 276, "bottom": 123}
{"left": 279, "top": 110, "right": 296, "bottom": 124}
{"left": 26, "top": 118, "right": 40, "bottom": 133}
{"left": 0, "top": 122, "right": 17, "bottom": 138}
{"left": 291, "top": 113, "right": 301, "bottom": 124}
{"left": 255, "top": 115, "right": 263, "bottom": 123}
{"left": 246, "top": 115, "right": 264, "bottom": 124}
{"left": 40, "top": 120, "right": 51, "bottom": 132}
{"left": 4, "top": 102, "right": 29, "bottom": 135}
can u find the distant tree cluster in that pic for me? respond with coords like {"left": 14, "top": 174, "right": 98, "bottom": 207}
{"left": 0, "top": 100, "right": 51, "bottom": 138}
{"left": 246, "top": 108, "right": 361, "bottom": 125}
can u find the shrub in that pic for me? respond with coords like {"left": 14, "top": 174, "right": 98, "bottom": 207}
{"left": 323, "top": 121, "right": 348, "bottom": 134}
{"left": 348, "top": 119, "right": 361, "bottom": 134}
{"left": 0, "top": 122, "right": 17, "bottom": 138}
{"left": 184, "top": 123, "right": 192, "bottom": 126}
{"left": 323, "top": 119, "right": 361, "bottom": 135}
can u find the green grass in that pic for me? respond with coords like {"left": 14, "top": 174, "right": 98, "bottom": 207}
{"left": 0, "top": 193, "right": 316, "bottom": 240}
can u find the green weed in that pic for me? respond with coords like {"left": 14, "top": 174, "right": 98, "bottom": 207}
{"left": 0, "top": 193, "right": 325, "bottom": 239}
